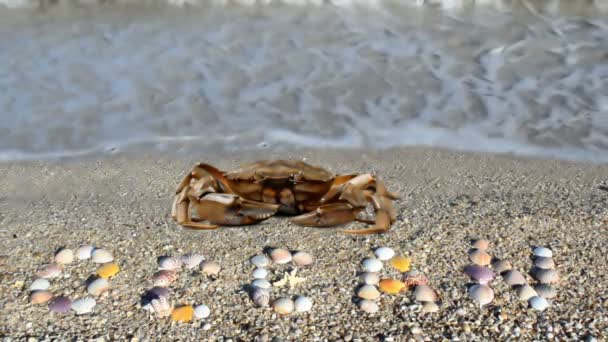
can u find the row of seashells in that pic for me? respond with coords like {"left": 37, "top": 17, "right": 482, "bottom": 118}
{"left": 142, "top": 253, "right": 215, "bottom": 322}
{"left": 248, "top": 248, "right": 314, "bottom": 315}
{"left": 29, "top": 245, "right": 119, "bottom": 315}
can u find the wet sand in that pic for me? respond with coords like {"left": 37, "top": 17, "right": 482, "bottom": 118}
{"left": 1, "top": 147, "right": 607, "bottom": 340}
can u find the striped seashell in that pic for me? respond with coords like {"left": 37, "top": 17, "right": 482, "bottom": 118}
{"left": 464, "top": 265, "right": 494, "bottom": 285}
{"left": 251, "top": 279, "right": 272, "bottom": 289}
{"left": 250, "top": 287, "right": 270, "bottom": 307}
{"left": 502, "top": 270, "right": 527, "bottom": 286}
{"left": 389, "top": 256, "right": 411, "bottom": 272}
{"left": 71, "top": 297, "right": 97, "bottom": 315}
{"left": 379, "top": 279, "right": 405, "bottom": 294}
{"left": 531, "top": 268, "right": 559, "bottom": 284}
{"left": 491, "top": 259, "right": 512, "bottom": 274}
{"left": 421, "top": 301, "right": 440, "bottom": 313}
{"left": 30, "top": 290, "right": 53, "bottom": 304}
{"left": 181, "top": 253, "right": 205, "bottom": 269}
{"left": 468, "top": 249, "right": 492, "bottom": 266}
{"left": 54, "top": 249, "right": 74, "bottom": 264}
{"left": 294, "top": 296, "right": 313, "bottom": 312}
{"left": 402, "top": 270, "right": 429, "bottom": 287}
{"left": 30, "top": 278, "right": 51, "bottom": 291}
{"left": 151, "top": 297, "right": 173, "bottom": 318}
{"left": 357, "top": 285, "right": 380, "bottom": 300}
{"left": 76, "top": 244, "right": 95, "bottom": 260}
{"left": 158, "top": 256, "right": 182, "bottom": 271}
{"left": 250, "top": 255, "right": 270, "bottom": 267}
{"left": 468, "top": 284, "right": 494, "bottom": 307}
{"left": 37, "top": 263, "right": 63, "bottom": 279}
{"left": 534, "top": 257, "right": 556, "bottom": 270}
{"left": 91, "top": 249, "right": 114, "bottom": 263}
{"left": 48, "top": 296, "right": 72, "bottom": 313}
{"left": 413, "top": 285, "right": 438, "bottom": 302}
{"left": 152, "top": 270, "right": 178, "bottom": 287}
{"left": 516, "top": 284, "right": 538, "bottom": 301}
{"left": 87, "top": 278, "right": 110, "bottom": 296}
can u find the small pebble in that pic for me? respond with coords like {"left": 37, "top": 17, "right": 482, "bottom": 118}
{"left": 529, "top": 296, "right": 549, "bottom": 311}
{"left": 374, "top": 247, "right": 395, "bottom": 261}
{"left": 294, "top": 296, "right": 313, "bottom": 312}
{"left": 252, "top": 268, "right": 268, "bottom": 279}
{"left": 533, "top": 247, "right": 553, "bottom": 258}
{"left": 361, "top": 258, "right": 383, "bottom": 272}
{"left": 202, "top": 323, "right": 212, "bottom": 331}
{"left": 250, "top": 255, "right": 270, "bottom": 268}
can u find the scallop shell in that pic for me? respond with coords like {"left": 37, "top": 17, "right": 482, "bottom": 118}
{"left": 359, "top": 272, "right": 380, "bottom": 285}
{"left": 534, "top": 284, "right": 557, "bottom": 299}
{"left": 532, "top": 268, "right": 559, "bottom": 284}
{"left": 96, "top": 262, "right": 120, "bottom": 279}
{"left": 250, "top": 255, "right": 270, "bottom": 267}
{"left": 421, "top": 301, "right": 439, "bottom": 313}
{"left": 30, "top": 290, "right": 53, "bottom": 304}
{"left": 91, "top": 249, "right": 114, "bottom": 263}
{"left": 533, "top": 247, "right": 553, "bottom": 258}
{"left": 87, "top": 278, "right": 110, "bottom": 296}
{"left": 403, "top": 270, "right": 429, "bottom": 287}
{"left": 464, "top": 265, "right": 494, "bottom": 284}
{"left": 158, "top": 256, "right": 182, "bottom": 271}
{"left": 389, "top": 256, "right": 411, "bottom": 272}
{"left": 413, "top": 285, "right": 438, "bottom": 302}
{"left": 534, "top": 257, "right": 556, "bottom": 270}
{"left": 491, "top": 259, "right": 512, "bottom": 274}
{"left": 272, "top": 297, "right": 295, "bottom": 315}
{"left": 269, "top": 249, "right": 292, "bottom": 264}
{"left": 468, "top": 284, "right": 494, "bottom": 306}
{"left": 529, "top": 296, "right": 549, "bottom": 311}
{"left": 71, "top": 297, "right": 97, "bottom": 315}
{"left": 252, "top": 268, "right": 268, "bottom": 279}
{"left": 54, "top": 249, "right": 74, "bottom": 264}
{"left": 294, "top": 296, "right": 313, "bottom": 312}
{"left": 502, "top": 270, "right": 527, "bottom": 286}
{"left": 379, "top": 279, "right": 405, "bottom": 294}
{"left": 516, "top": 284, "right": 538, "bottom": 301}
{"left": 30, "top": 278, "right": 51, "bottom": 291}
{"left": 472, "top": 239, "right": 490, "bottom": 250}
{"left": 374, "top": 247, "right": 395, "bottom": 261}
{"left": 181, "top": 253, "right": 205, "bottom": 269}
{"left": 468, "top": 249, "right": 492, "bottom": 266}
{"left": 251, "top": 287, "right": 270, "bottom": 307}
{"left": 358, "top": 299, "right": 379, "bottom": 313}
{"left": 194, "top": 304, "right": 211, "bottom": 319}
{"left": 76, "top": 244, "right": 95, "bottom": 260}
{"left": 37, "top": 263, "right": 63, "bottom": 279}
{"left": 251, "top": 279, "right": 272, "bottom": 289}
{"left": 357, "top": 285, "right": 380, "bottom": 300}
{"left": 171, "top": 305, "right": 194, "bottom": 322}
{"left": 199, "top": 261, "right": 221, "bottom": 276}
{"left": 152, "top": 270, "right": 178, "bottom": 287}
{"left": 361, "top": 258, "right": 383, "bottom": 273}
{"left": 292, "top": 252, "right": 314, "bottom": 266}
{"left": 151, "top": 297, "right": 173, "bottom": 318}
{"left": 48, "top": 296, "right": 72, "bottom": 313}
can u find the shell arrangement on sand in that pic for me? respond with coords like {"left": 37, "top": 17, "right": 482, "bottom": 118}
{"left": 247, "top": 248, "right": 314, "bottom": 315}
{"left": 141, "top": 252, "right": 215, "bottom": 322}
{"left": 28, "top": 245, "right": 119, "bottom": 315}
{"left": 464, "top": 239, "right": 497, "bottom": 307}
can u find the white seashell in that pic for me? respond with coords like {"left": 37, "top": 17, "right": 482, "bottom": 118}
{"left": 87, "top": 278, "right": 110, "bottom": 296}
{"left": 194, "top": 304, "right": 211, "bottom": 319}
{"left": 91, "top": 249, "right": 114, "bottom": 263}
{"left": 502, "top": 270, "right": 527, "bottom": 286}
{"left": 71, "top": 297, "right": 97, "bottom": 315}
{"left": 374, "top": 247, "right": 395, "bottom": 261}
{"left": 251, "top": 279, "right": 272, "bottom": 289}
{"left": 532, "top": 268, "right": 559, "bottom": 284}
{"left": 181, "top": 253, "right": 205, "bottom": 269}
{"left": 151, "top": 296, "right": 173, "bottom": 317}
{"left": 472, "top": 239, "right": 490, "bottom": 250}
{"left": 421, "top": 301, "right": 439, "bottom": 313}
{"left": 158, "top": 256, "right": 182, "bottom": 271}
{"left": 361, "top": 258, "right": 383, "bottom": 272}
{"left": 76, "top": 245, "right": 95, "bottom": 260}
{"left": 30, "top": 278, "right": 51, "bottom": 291}
{"left": 152, "top": 270, "right": 178, "bottom": 287}
{"left": 252, "top": 268, "right": 268, "bottom": 279}
{"left": 294, "top": 296, "right": 313, "bottom": 312}
{"left": 359, "top": 272, "right": 380, "bottom": 285}
{"left": 357, "top": 285, "right": 380, "bottom": 300}
{"left": 37, "top": 263, "right": 63, "bottom": 279}
{"left": 533, "top": 247, "right": 553, "bottom": 258}
{"left": 269, "top": 249, "right": 292, "bottom": 264}
{"left": 250, "top": 255, "right": 270, "bottom": 267}
{"left": 534, "top": 257, "right": 555, "bottom": 270}
{"left": 534, "top": 284, "right": 557, "bottom": 299}
{"left": 292, "top": 252, "right": 314, "bottom": 266}
{"left": 358, "top": 299, "right": 379, "bottom": 313}
{"left": 468, "top": 284, "right": 494, "bottom": 306}
{"left": 529, "top": 296, "right": 549, "bottom": 311}
{"left": 516, "top": 284, "right": 538, "bottom": 301}
{"left": 272, "top": 297, "right": 295, "bottom": 314}
{"left": 491, "top": 259, "right": 512, "bottom": 274}
{"left": 413, "top": 285, "right": 438, "bottom": 302}
{"left": 54, "top": 249, "right": 74, "bottom": 264}
{"left": 251, "top": 287, "right": 270, "bottom": 307}
{"left": 199, "top": 261, "right": 221, "bottom": 276}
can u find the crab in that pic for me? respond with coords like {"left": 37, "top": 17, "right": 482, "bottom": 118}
{"left": 171, "top": 160, "right": 399, "bottom": 234}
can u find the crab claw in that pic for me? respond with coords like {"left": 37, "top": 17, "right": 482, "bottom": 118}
{"left": 291, "top": 203, "right": 361, "bottom": 227}
{"left": 341, "top": 210, "right": 391, "bottom": 235}
{"left": 197, "top": 193, "right": 279, "bottom": 226}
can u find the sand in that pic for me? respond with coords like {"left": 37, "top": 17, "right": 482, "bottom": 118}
{"left": 0, "top": 147, "right": 607, "bottom": 341}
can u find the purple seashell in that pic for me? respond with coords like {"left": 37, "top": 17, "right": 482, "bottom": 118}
{"left": 48, "top": 296, "right": 72, "bottom": 313}
{"left": 464, "top": 265, "right": 495, "bottom": 284}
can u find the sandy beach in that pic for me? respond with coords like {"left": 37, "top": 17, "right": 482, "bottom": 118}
{"left": 0, "top": 147, "right": 607, "bottom": 340}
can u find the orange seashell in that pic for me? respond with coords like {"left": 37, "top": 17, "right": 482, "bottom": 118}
{"left": 96, "top": 263, "right": 120, "bottom": 279}
{"left": 390, "top": 256, "right": 411, "bottom": 272}
{"left": 171, "top": 305, "right": 194, "bottom": 322}
{"left": 378, "top": 278, "right": 405, "bottom": 294}
{"left": 30, "top": 290, "right": 53, "bottom": 304}
{"left": 469, "top": 249, "right": 492, "bottom": 266}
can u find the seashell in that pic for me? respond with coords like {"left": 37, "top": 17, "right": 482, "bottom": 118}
{"left": 516, "top": 284, "right": 538, "bottom": 301}
{"left": 468, "top": 249, "right": 492, "bottom": 266}
{"left": 37, "top": 263, "right": 63, "bottom": 279}
{"left": 389, "top": 256, "right": 411, "bottom": 272}
{"left": 181, "top": 253, "right": 205, "bottom": 269}
{"left": 421, "top": 301, "right": 439, "bottom": 313}
{"left": 171, "top": 305, "right": 194, "bottom": 322}
{"left": 361, "top": 258, "right": 383, "bottom": 273}
{"left": 30, "top": 278, "right": 51, "bottom": 291}
{"left": 96, "top": 262, "right": 120, "bottom": 279}
{"left": 359, "top": 272, "right": 380, "bottom": 285}
{"left": 534, "top": 284, "right": 557, "bottom": 299}
{"left": 146, "top": 287, "right": 170, "bottom": 300}
{"left": 464, "top": 265, "right": 494, "bottom": 285}
{"left": 534, "top": 257, "right": 555, "bottom": 270}
{"left": 194, "top": 304, "right": 211, "bottom": 319}
{"left": 71, "top": 297, "right": 96, "bottom": 315}
{"left": 87, "top": 278, "right": 110, "bottom": 296}
{"left": 358, "top": 299, "right": 379, "bottom": 313}
{"left": 251, "top": 287, "right": 270, "bottom": 307}
{"left": 379, "top": 279, "right": 405, "bottom": 294}
{"left": 472, "top": 239, "right": 490, "bottom": 250}
{"left": 252, "top": 268, "right": 268, "bottom": 279}
{"left": 532, "top": 268, "right": 559, "bottom": 284}
{"left": 502, "top": 270, "right": 527, "bottom": 286}
{"left": 272, "top": 297, "right": 295, "bottom": 315}
{"left": 91, "top": 249, "right": 114, "bottom": 263}
{"left": 357, "top": 284, "right": 380, "bottom": 300}
{"left": 529, "top": 296, "right": 549, "bottom": 311}
{"left": 30, "top": 290, "right": 53, "bottom": 304}
{"left": 468, "top": 284, "right": 494, "bottom": 307}
{"left": 251, "top": 279, "right": 272, "bottom": 289}
{"left": 54, "top": 249, "right": 74, "bottom": 264}
{"left": 76, "top": 244, "right": 95, "bottom": 260}
{"left": 294, "top": 296, "right": 313, "bottom": 312}
{"left": 533, "top": 247, "right": 553, "bottom": 258}
{"left": 199, "top": 261, "right": 221, "bottom": 276}
{"left": 250, "top": 255, "right": 270, "bottom": 267}
{"left": 413, "top": 285, "right": 438, "bottom": 302}
{"left": 152, "top": 270, "right": 178, "bottom": 287}
{"left": 48, "top": 296, "right": 72, "bottom": 313}
{"left": 491, "top": 259, "right": 512, "bottom": 274}
{"left": 292, "top": 252, "right": 314, "bottom": 266}
{"left": 374, "top": 247, "right": 395, "bottom": 261}
{"left": 403, "top": 270, "right": 429, "bottom": 287}
{"left": 158, "top": 256, "right": 182, "bottom": 271}
{"left": 151, "top": 297, "right": 173, "bottom": 318}
{"left": 269, "top": 249, "right": 292, "bottom": 264}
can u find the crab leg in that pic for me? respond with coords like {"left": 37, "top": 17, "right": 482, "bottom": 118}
{"left": 195, "top": 193, "right": 280, "bottom": 226}
{"left": 172, "top": 186, "right": 219, "bottom": 230}
{"left": 291, "top": 202, "right": 363, "bottom": 227}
